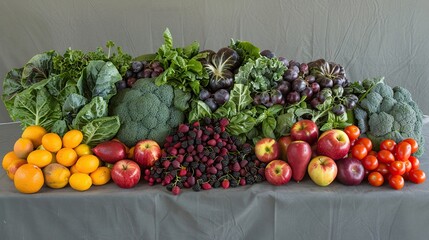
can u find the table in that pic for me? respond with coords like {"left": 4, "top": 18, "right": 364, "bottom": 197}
{"left": 1, "top": 120, "right": 429, "bottom": 240}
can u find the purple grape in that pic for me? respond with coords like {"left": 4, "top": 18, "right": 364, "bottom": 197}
{"left": 286, "top": 91, "right": 300, "bottom": 104}
{"left": 332, "top": 104, "right": 346, "bottom": 115}
{"left": 283, "top": 69, "right": 298, "bottom": 81}
{"left": 260, "top": 92, "right": 270, "bottom": 106}
{"left": 318, "top": 77, "right": 333, "bottom": 88}
{"left": 143, "top": 68, "right": 152, "bottom": 78}
{"left": 271, "top": 89, "right": 284, "bottom": 104}
{"left": 276, "top": 81, "right": 291, "bottom": 95}
{"left": 204, "top": 98, "right": 218, "bottom": 112}
{"left": 115, "top": 80, "right": 127, "bottom": 90}
{"left": 310, "top": 82, "right": 321, "bottom": 93}
{"left": 199, "top": 89, "right": 211, "bottom": 101}
{"left": 299, "top": 63, "right": 309, "bottom": 74}
{"left": 278, "top": 57, "right": 289, "bottom": 67}
{"left": 305, "top": 75, "right": 316, "bottom": 84}
{"left": 292, "top": 79, "right": 306, "bottom": 92}
{"left": 131, "top": 61, "right": 143, "bottom": 73}
{"left": 260, "top": 49, "right": 275, "bottom": 59}
{"left": 213, "top": 89, "right": 230, "bottom": 105}
{"left": 301, "top": 87, "right": 313, "bottom": 98}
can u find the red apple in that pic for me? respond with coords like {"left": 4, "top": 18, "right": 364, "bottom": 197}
{"left": 290, "top": 119, "right": 319, "bottom": 144}
{"left": 111, "top": 159, "right": 141, "bottom": 188}
{"left": 278, "top": 135, "right": 293, "bottom": 162}
{"left": 133, "top": 140, "right": 162, "bottom": 168}
{"left": 336, "top": 157, "right": 365, "bottom": 185}
{"left": 287, "top": 141, "right": 312, "bottom": 182}
{"left": 264, "top": 160, "right": 292, "bottom": 185}
{"left": 254, "top": 138, "right": 280, "bottom": 163}
{"left": 316, "top": 129, "right": 350, "bottom": 160}
{"left": 307, "top": 156, "right": 338, "bottom": 186}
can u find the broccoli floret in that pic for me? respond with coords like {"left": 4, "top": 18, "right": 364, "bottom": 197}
{"left": 360, "top": 91, "right": 383, "bottom": 113}
{"left": 372, "top": 82, "right": 394, "bottom": 98}
{"left": 356, "top": 80, "right": 424, "bottom": 156}
{"left": 393, "top": 86, "right": 412, "bottom": 103}
{"left": 353, "top": 107, "right": 369, "bottom": 134}
{"left": 109, "top": 78, "right": 190, "bottom": 147}
{"left": 390, "top": 102, "right": 417, "bottom": 133}
{"left": 379, "top": 97, "right": 397, "bottom": 113}
{"left": 367, "top": 112, "right": 394, "bottom": 136}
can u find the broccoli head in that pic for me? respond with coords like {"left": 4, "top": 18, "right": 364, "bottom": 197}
{"left": 109, "top": 78, "right": 189, "bottom": 147}
{"left": 355, "top": 80, "right": 424, "bottom": 156}
{"left": 359, "top": 92, "right": 383, "bottom": 114}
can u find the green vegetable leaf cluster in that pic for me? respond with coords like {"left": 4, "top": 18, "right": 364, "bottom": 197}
{"left": 53, "top": 41, "right": 132, "bottom": 81}
{"left": 2, "top": 43, "right": 127, "bottom": 147}
{"left": 235, "top": 56, "right": 286, "bottom": 93}
{"left": 154, "top": 28, "right": 208, "bottom": 95}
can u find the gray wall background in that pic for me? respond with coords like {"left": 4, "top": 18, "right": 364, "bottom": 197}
{"left": 1, "top": 0, "right": 428, "bottom": 123}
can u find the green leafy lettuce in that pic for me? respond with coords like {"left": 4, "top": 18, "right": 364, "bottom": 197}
{"left": 154, "top": 28, "right": 208, "bottom": 95}
{"left": 2, "top": 45, "right": 126, "bottom": 147}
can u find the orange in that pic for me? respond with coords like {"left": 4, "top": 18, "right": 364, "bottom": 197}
{"left": 128, "top": 146, "right": 135, "bottom": 159}
{"left": 74, "top": 143, "right": 92, "bottom": 157}
{"left": 6, "top": 158, "right": 27, "bottom": 180}
{"left": 69, "top": 173, "right": 92, "bottom": 191}
{"left": 42, "top": 133, "right": 62, "bottom": 152}
{"left": 69, "top": 164, "right": 80, "bottom": 175}
{"left": 21, "top": 125, "right": 47, "bottom": 148}
{"left": 55, "top": 148, "right": 78, "bottom": 167}
{"left": 62, "top": 129, "right": 83, "bottom": 149}
{"left": 90, "top": 166, "right": 111, "bottom": 185}
{"left": 13, "top": 163, "right": 44, "bottom": 194}
{"left": 27, "top": 149, "right": 53, "bottom": 168}
{"left": 13, "top": 137, "right": 34, "bottom": 159}
{"left": 43, "top": 163, "right": 71, "bottom": 189}
{"left": 75, "top": 155, "right": 100, "bottom": 174}
{"left": 2, "top": 151, "right": 20, "bottom": 170}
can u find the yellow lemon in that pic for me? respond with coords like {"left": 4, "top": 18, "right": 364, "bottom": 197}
{"left": 69, "top": 173, "right": 92, "bottom": 191}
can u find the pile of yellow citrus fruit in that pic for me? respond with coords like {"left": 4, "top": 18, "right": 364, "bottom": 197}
{"left": 2, "top": 125, "right": 111, "bottom": 194}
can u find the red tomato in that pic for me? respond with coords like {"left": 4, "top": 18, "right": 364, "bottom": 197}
{"left": 362, "top": 155, "right": 379, "bottom": 171}
{"left": 368, "top": 172, "right": 384, "bottom": 187}
{"left": 355, "top": 137, "right": 373, "bottom": 152}
{"left": 408, "top": 156, "right": 420, "bottom": 170}
{"left": 403, "top": 160, "right": 412, "bottom": 173}
{"left": 368, "top": 150, "right": 378, "bottom": 157}
{"left": 344, "top": 125, "right": 360, "bottom": 141}
{"left": 408, "top": 169, "right": 426, "bottom": 184}
{"left": 351, "top": 144, "right": 368, "bottom": 160}
{"left": 403, "top": 138, "right": 418, "bottom": 154}
{"left": 377, "top": 150, "right": 395, "bottom": 164}
{"left": 389, "top": 161, "right": 406, "bottom": 176}
{"left": 395, "top": 141, "right": 412, "bottom": 161}
{"left": 379, "top": 139, "right": 396, "bottom": 152}
{"left": 389, "top": 174, "right": 405, "bottom": 190}
{"left": 375, "top": 162, "right": 390, "bottom": 176}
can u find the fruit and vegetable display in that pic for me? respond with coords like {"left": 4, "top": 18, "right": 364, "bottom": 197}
{"left": 1, "top": 28, "right": 426, "bottom": 194}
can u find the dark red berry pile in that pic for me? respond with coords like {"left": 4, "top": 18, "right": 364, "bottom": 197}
{"left": 143, "top": 118, "right": 266, "bottom": 195}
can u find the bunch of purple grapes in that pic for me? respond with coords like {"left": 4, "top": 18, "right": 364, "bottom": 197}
{"left": 275, "top": 59, "right": 320, "bottom": 105}
{"left": 263, "top": 57, "right": 358, "bottom": 116}
{"left": 116, "top": 60, "right": 164, "bottom": 90}
{"left": 143, "top": 118, "right": 266, "bottom": 195}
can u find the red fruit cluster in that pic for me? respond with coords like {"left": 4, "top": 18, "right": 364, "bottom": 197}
{"left": 345, "top": 125, "right": 425, "bottom": 190}
{"left": 143, "top": 118, "right": 266, "bottom": 195}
